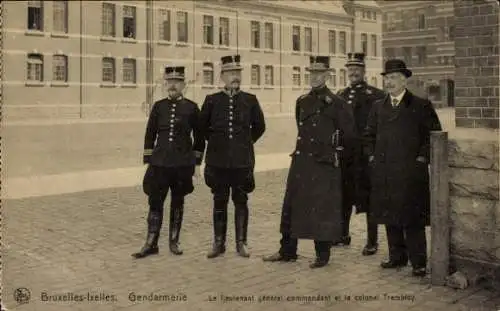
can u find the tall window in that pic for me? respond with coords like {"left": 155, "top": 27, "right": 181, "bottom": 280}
{"left": 219, "top": 17, "right": 229, "bottom": 46}
{"left": 328, "top": 30, "right": 336, "bottom": 54}
{"left": 28, "top": 1, "right": 44, "bottom": 31}
{"left": 251, "top": 21, "right": 260, "bottom": 48}
{"left": 27, "top": 54, "right": 44, "bottom": 81}
{"left": 403, "top": 46, "right": 412, "bottom": 65}
{"left": 304, "top": 71, "right": 310, "bottom": 86}
{"left": 264, "top": 66, "right": 274, "bottom": 85}
{"left": 203, "top": 62, "right": 213, "bottom": 85}
{"left": 292, "top": 26, "right": 301, "bottom": 51}
{"left": 123, "top": 58, "right": 136, "bottom": 83}
{"left": 370, "top": 76, "right": 377, "bottom": 87}
{"left": 304, "top": 27, "right": 312, "bottom": 52}
{"left": 203, "top": 15, "right": 214, "bottom": 45}
{"left": 416, "top": 46, "right": 427, "bottom": 65}
{"left": 329, "top": 69, "right": 337, "bottom": 88}
{"left": 53, "top": 1, "right": 68, "bottom": 33}
{"left": 386, "top": 12, "right": 396, "bottom": 31}
{"left": 101, "top": 3, "right": 115, "bottom": 37}
{"left": 418, "top": 14, "right": 426, "bottom": 29}
{"left": 251, "top": 65, "right": 260, "bottom": 86}
{"left": 52, "top": 55, "right": 68, "bottom": 82}
{"left": 264, "top": 22, "right": 273, "bottom": 50}
{"left": 102, "top": 57, "right": 115, "bottom": 83}
{"left": 339, "top": 69, "right": 346, "bottom": 87}
{"left": 339, "top": 31, "right": 346, "bottom": 54}
{"left": 177, "top": 12, "right": 188, "bottom": 42}
{"left": 384, "top": 47, "right": 395, "bottom": 60}
{"left": 448, "top": 26, "right": 455, "bottom": 40}
{"left": 371, "top": 34, "right": 377, "bottom": 57}
{"left": 158, "top": 9, "right": 171, "bottom": 41}
{"left": 292, "top": 67, "right": 301, "bottom": 87}
{"left": 123, "top": 6, "right": 136, "bottom": 38}
{"left": 361, "top": 33, "right": 368, "bottom": 55}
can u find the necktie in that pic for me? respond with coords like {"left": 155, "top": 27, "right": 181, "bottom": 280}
{"left": 392, "top": 98, "right": 399, "bottom": 107}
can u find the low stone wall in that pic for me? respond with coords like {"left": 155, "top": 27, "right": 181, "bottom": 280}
{"left": 448, "top": 136, "right": 500, "bottom": 282}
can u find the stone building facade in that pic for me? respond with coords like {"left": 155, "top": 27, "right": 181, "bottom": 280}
{"left": 2, "top": 0, "right": 382, "bottom": 121}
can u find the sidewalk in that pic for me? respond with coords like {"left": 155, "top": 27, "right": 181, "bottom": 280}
{"left": 3, "top": 169, "right": 499, "bottom": 311}
{"left": 2, "top": 153, "right": 291, "bottom": 199}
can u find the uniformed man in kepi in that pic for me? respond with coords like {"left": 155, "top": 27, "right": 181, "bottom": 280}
{"left": 335, "top": 52, "right": 386, "bottom": 256}
{"left": 132, "top": 66, "right": 205, "bottom": 259}
{"left": 262, "top": 56, "right": 357, "bottom": 268}
{"left": 199, "top": 54, "right": 266, "bottom": 259}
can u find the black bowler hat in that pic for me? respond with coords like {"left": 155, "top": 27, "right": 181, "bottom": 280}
{"left": 221, "top": 55, "right": 243, "bottom": 72}
{"left": 381, "top": 59, "right": 412, "bottom": 78}
{"left": 345, "top": 52, "right": 365, "bottom": 67}
{"left": 165, "top": 66, "right": 185, "bottom": 80}
{"left": 306, "top": 56, "right": 332, "bottom": 71}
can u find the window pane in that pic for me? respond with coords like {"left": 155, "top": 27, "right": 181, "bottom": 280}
{"left": 53, "top": 1, "right": 68, "bottom": 33}
{"left": 203, "top": 62, "right": 213, "bottom": 85}
{"left": 251, "top": 65, "right": 260, "bottom": 85}
{"left": 177, "top": 12, "right": 188, "bottom": 42}
{"left": 123, "top": 59, "right": 136, "bottom": 83}
{"left": 123, "top": 6, "right": 136, "bottom": 38}
{"left": 102, "top": 3, "right": 115, "bottom": 36}
{"left": 53, "top": 55, "right": 67, "bottom": 82}
{"left": 102, "top": 58, "right": 115, "bottom": 82}
{"left": 159, "top": 9, "right": 171, "bottom": 41}
{"left": 219, "top": 17, "right": 229, "bottom": 46}
{"left": 329, "top": 30, "right": 336, "bottom": 54}
{"left": 203, "top": 15, "right": 214, "bottom": 45}
{"left": 27, "top": 54, "right": 44, "bottom": 81}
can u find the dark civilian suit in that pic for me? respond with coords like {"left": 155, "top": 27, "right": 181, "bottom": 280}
{"left": 364, "top": 90, "right": 442, "bottom": 272}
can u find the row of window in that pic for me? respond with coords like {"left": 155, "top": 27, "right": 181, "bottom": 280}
{"left": 25, "top": 54, "right": 380, "bottom": 88}
{"left": 384, "top": 9, "right": 455, "bottom": 40}
{"left": 384, "top": 46, "right": 455, "bottom": 67}
{"left": 26, "top": 54, "right": 137, "bottom": 84}
{"left": 26, "top": 2, "right": 379, "bottom": 56}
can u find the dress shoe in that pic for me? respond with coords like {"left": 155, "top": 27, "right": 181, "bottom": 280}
{"left": 309, "top": 258, "right": 328, "bottom": 269}
{"left": 262, "top": 252, "right": 297, "bottom": 262}
{"left": 412, "top": 267, "right": 427, "bottom": 277}
{"left": 236, "top": 242, "right": 250, "bottom": 258}
{"left": 362, "top": 243, "right": 378, "bottom": 256}
{"left": 380, "top": 259, "right": 408, "bottom": 269}
{"left": 332, "top": 235, "right": 351, "bottom": 247}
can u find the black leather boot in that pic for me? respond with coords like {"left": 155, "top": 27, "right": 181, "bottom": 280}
{"left": 132, "top": 209, "right": 163, "bottom": 259}
{"left": 235, "top": 203, "right": 250, "bottom": 258}
{"left": 362, "top": 213, "right": 378, "bottom": 255}
{"left": 207, "top": 207, "right": 227, "bottom": 259}
{"left": 169, "top": 198, "right": 184, "bottom": 255}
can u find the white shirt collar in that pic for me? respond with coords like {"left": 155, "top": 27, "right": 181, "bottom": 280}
{"left": 391, "top": 89, "right": 406, "bottom": 103}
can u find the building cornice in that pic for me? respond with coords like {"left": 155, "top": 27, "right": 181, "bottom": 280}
{"left": 229, "top": 0, "right": 354, "bottom": 24}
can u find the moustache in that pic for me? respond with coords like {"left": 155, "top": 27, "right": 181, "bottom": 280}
{"left": 231, "top": 79, "right": 241, "bottom": 84}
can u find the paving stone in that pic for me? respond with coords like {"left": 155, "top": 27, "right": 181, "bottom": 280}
{"left": 3, "top": 170, "right": 498, "bottom": 311}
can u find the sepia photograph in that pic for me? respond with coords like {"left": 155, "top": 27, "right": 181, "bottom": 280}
{"left": 1, "top": 0, "right": 499, "bottom": 310}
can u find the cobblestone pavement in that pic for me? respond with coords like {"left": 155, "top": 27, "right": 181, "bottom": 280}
{"left": 3, "top": 109, "right": 455, "bottom": 179}
{"left": 3, "top": 169, "right": 499, "bottom": 311}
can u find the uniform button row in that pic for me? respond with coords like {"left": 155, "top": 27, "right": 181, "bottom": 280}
{"left": 295, "top": 150, "right": 313, "bottom": 156}
{"left": 297, "top": 137, "right": 314, "bottom": 142}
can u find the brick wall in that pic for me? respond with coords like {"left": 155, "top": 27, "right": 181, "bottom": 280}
{"left": 454, "top": 0, "right": 499, "bottom": 129}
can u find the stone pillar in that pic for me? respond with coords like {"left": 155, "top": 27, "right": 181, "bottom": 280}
{"left": 454, "top": 0, "right": 499, "bottom": 129}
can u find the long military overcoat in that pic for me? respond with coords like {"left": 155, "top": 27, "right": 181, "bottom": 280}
{"left": 337, "top": 82, "right": 385, "bottom": 213}
{"left": 285, "top": 86, "right": 357, "bottom": 241}
{"left": 363, "top": 91, "right": 442, "bottom": 227}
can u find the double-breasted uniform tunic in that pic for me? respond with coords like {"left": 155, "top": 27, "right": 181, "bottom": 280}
{"left": 199, "top": 89, "right": 266, "bottom": 195}
{"left": 283, "top": 86, "right": 357, "bottom": 241}
{"left": 363, "top": 91, "right": 442, "bottom": 227}
{"left": 142, "top": 96, "right": 205, "bottom": 197}
{"left": 337, "top": 82, "right": 386, "bottom": 212}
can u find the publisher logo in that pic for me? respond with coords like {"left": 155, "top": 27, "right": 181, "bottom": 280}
{"left": 13, "top": 287, "right": 31, "bottom": 304}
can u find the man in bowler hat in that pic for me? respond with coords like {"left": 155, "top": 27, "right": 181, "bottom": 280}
{"left": 133, "top": 66, "right": 206, "bottom": 259}
{"left": 199, "top": 55, "right": 266, "bottom": 259}
{"left": 364, "top": 59, "right": 442, "bottom": 276}
{"left": 262, "top": 56, "right": 357, "bottom": 268}
{"left": 335, "top": 52, "right": 386, "bottom": 256}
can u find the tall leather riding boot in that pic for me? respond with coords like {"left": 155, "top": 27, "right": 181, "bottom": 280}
{"left": 235, "top": 203, "right": 250, "bottom": 258}
{"left": 332, "top": 203, "right": 352, "bottom": 247}
{"left": 207, "top": 203, "right": 228, "bottom": 259}
{"left": 132, "top": 209, "right": 163, "bottom": 259}
{"left": 169, "top": 197, "right": 184, "bottom": 255}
